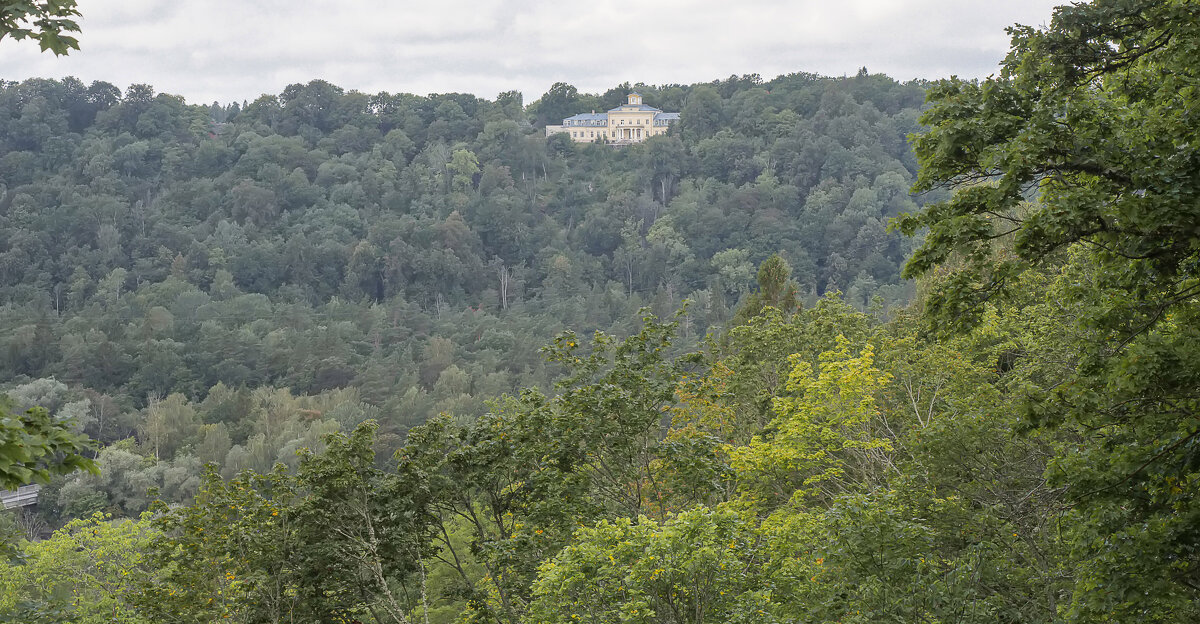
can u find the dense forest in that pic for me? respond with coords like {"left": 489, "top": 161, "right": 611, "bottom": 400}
{"left": 3, "top": 0, "right": 1200, "bottom": 622}
{"left": 0, "top": 66, "right": 927, "bottom": 521}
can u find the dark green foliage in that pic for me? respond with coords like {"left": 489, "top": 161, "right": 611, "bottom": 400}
{"left": 6, "top": 0, "right": 1200, "bottom": 614}
{"left": 0, "top": 72, "right": 922, "bottom": 458}
{"left": 399, "top": 313, "right": 687, "bottom": 622}
{"left": 137, "top": 421, "right": 435, "bottom": 623}
{"left": 0, "top": 0, "right": 80, "bottom": 55}
{"left": 0, "top": 69, "right": 950, "bottom": 622}
{"left": 899, "top": 0, "right": 1200, "bottom": 619}
{"left": 292, "top": 421, "right": 436, "bottom": 623}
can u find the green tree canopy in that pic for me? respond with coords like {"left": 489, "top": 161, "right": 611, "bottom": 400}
{"left": 897, "top": 1, "right": 1200, "bottom": 618}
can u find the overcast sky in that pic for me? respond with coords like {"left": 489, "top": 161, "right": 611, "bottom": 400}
{"left": 0, "top": 0, "right": 1064, "bottom": 105}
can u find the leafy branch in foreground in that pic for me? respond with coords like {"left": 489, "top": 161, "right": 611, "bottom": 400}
{"left": 0, "top": 403, "right": 96, "bottom": 490}
{"left": 0, "top": 1, "right": 81, "bottom": 55}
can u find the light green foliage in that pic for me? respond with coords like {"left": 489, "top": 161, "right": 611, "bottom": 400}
{"left": 652, "top": 294, "right": 876, "bottom": 513}
{"left": 140, "top": 393, "right": 199, "bottom": 460}
{"left": 530, "top": 298, "right": 1067, "bottom": 623}
{"left": 713, "top": 296, "right": 873, "bottom": 442}
{"left": 420, "top": 517, "right": 488, "bottom": 624}
{"left": 449, "top": 148, "right": 481, "bottom": 192}
{"left": 727, "top": 336, "right": 891, "bottom": 507}
{"left": 710, "top": 248, "right": 753, "bottom": 296}
{"left": 529, "top": 508, "right": 764, "bottom": 624}
{"left": 523, "top": 257, "right": 1102, "bottom": 623}
{"left": 0, "top": 513, "right": 155, "bottom": 622}
{"left": 137, "top": 465, "right": 301, "bottom": 623}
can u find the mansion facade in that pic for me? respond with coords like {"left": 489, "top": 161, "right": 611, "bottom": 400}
{"left": 545, "top": 93, "right": 679, "bottom": 144}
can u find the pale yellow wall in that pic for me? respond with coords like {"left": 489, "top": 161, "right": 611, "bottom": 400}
{"left": 607, "top": 106, "right": 656, "bottom": 141}
{"left": 562, "top": 126, "right": 609, "bottom": 142}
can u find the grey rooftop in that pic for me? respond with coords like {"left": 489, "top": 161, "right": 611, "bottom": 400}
{"left": 607, "top": 103, "right": 663, "bottom": 113}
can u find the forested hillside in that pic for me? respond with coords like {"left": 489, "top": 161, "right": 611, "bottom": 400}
{"left": 0, "top": 71, "right": 926, "bottom": 522}
{"left": 6, "top": 0, "right": 1199, "bottom": 622}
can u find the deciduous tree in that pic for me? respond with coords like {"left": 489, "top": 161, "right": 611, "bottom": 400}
{"left": 897, "top": 1, "right": 1200, "bottom": 618}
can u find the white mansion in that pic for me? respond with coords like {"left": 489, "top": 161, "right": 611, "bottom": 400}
{"left": 545, "top": 93, "right": 680, "bottom": 144}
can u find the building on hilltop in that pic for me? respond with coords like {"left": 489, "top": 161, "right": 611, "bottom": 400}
{"left": 545, "top": 92, "right": 679, "bottom": 144}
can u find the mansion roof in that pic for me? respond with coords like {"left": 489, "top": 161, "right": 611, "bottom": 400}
{"left": 608, "top": 103, "right": 663, "bottom": 113}
{"left": 562, "top": 110, "right": 680, "bottom": 123}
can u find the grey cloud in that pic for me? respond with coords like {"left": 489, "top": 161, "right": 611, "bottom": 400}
{"left": 2, "top": 0, "right": 1063, "bottom": 104}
